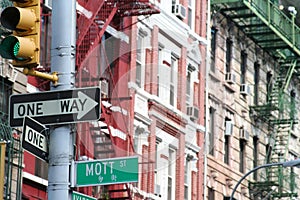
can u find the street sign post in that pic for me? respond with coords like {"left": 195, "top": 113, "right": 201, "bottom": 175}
{"left": 9, "top": 87, "right": 100, "bottom": 127}
{"left": 22, "top": 116, "right": 48, "bottom": 161}
{"left": 74, "top": 156, "right": 138, "bottom": 187}
{"left": 72, "top": 191, "right": 96, "bottom": 200}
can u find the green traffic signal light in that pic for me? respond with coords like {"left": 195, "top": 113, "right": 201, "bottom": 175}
{"left": 0, "top": 36, "right": 29, "bottom": 61}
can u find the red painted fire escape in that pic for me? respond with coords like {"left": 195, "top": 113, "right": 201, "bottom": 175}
{"left": 75, "top": 1, "right": 159, "bottom": 199}
{"left": 76, "top": 0, "right": 159, "bottom": 68}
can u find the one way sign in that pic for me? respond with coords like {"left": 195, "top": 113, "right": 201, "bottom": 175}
{"left": 23, "top": 116, "right": 48, "bottom": 162}
{"left": 9, "top": 87, "right": 100, "bottom": 127}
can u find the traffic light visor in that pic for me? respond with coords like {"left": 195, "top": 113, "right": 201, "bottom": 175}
{"left": 0, "top": 7, "right": 35, "bottom": 31}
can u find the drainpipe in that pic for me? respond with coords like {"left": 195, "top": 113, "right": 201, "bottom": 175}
{"left": 203, "top": 0, "right": 211, "bottom": 199}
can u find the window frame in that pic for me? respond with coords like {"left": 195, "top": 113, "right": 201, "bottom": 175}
{"left": 187, "top": 0, "right": 195, "bottom": 30}
{"left": 136, "top": 31, "right": 146, "bottom": 88}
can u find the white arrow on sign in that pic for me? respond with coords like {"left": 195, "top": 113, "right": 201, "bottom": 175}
{"left": 13, "top": 92, "right": 98, "bottom": 120}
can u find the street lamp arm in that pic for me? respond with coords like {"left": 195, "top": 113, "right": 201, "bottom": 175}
{"left": 229, "top": 162, "right": 282, "bottom": 200}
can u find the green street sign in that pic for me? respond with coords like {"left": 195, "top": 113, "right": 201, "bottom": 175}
{"left": 72, "top": 191, "right": 96, "bottom": 200}
{"left": 75, "top": 156, "right": 138, "bottom": 187}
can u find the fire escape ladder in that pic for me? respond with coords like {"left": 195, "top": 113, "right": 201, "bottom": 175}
{"left": 265, "top": 120, "right": 298, "bottom": 198}
{"left": 90, "top": 122, "right": 115, "bottom": 160}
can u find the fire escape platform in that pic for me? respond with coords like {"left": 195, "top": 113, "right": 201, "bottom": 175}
{"left": 211, "top": 0, "right": 300, "bottom": 68}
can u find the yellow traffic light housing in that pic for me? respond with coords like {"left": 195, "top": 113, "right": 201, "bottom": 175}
{"left": 0, "top": 0, "right": 40, "bottom": 67}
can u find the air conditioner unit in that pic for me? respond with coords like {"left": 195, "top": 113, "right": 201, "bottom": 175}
{"left": 225, "top": 121, "right": 233, "bottom": 136}
{"left": 154, "top": 184, "right": 161, "bottom": 196}
{"left": 225, "top": 72, "right": 236, "bottom": 84}
{"left": 239, "top": 129, "right": 250, "bottom": 141}
{"left": 240, "top": 84, "right": 251, "bottom": 95}
{"left": 100, "top": 80, "right": 109, "bottom": 97}
{"left": 187, "top": 106, "right": 199, "bottom": 120}
{"left": 172, "top": 4, "right": 186, "bottom": 19}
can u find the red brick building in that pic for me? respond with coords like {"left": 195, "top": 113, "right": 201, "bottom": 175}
{"left": 19, "top": 0, "right": 208, "bottom": 199}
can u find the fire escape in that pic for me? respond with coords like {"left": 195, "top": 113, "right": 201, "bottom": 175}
{"left": 75, "top": 1, "right": 159, "bottom": 199}
{"left": 211, "top": 0, "right": 300, "bottom": 199}
{"left": 0, "top": 103, "right": 22, "bottom": 199}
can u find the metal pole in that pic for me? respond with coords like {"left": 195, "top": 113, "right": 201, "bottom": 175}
{"left": 48, "top": 0, "right": 76, "bottom": 199}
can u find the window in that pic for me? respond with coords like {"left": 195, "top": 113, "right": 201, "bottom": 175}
{"left": 239, "top": 137, "right": 246, "bottom": 173}
{"left": 224, "top": 118, "right": 232, "bottom": 164}
{"left": 136, "top": 33, "right": 145, "bottom": 87}
{"left": 157, "top": 48, "right": 162, "bottom": 97}
{"left": 224, "top": 135, "right": 230, "bottom": 164}
{"left": 210, "top": 27, "right": 217, "bottom": 72}
{"left": 104, "top": 32, "right": 117, "bottom": 70}
{"left": 186, "top": 64, "right": 196, "bottom": 106}
{"left": 168, "top": 148, "right": 176, "bottom": 200}
{"left": 170, "top": 57, "right": 178, "bottom": 106}
{"left": 253, "top": 136, "right": 259, "bottom": 180}
{"left": 184, "top": 158, "right": 191, "bottom": 200}
{"left": 0, "top": 77, "right": 12, "bottom": 117}
{"left": 225, "top": 38, "right": 232, "bottom": 73}
{"left": 208, "top": 188, "right": 215, "bottom": 200}
{"left": 254, "top": 62, "right": 260, "bottom": 105}
{"left": 35, "top": 158, "right": 48, "bottom": 179}
{"left": 187, "top": 0, "right": 195, "bottom": 29}
{"left": 266, "top": 71, "right": 272, "bottom": 102}
{"left": 266, "top": 143, "right": 272, "bottom": 163}
{"left": 240, "top": 50, "right": 247, "bottom": 84}
{"left": 209, "top": 107, "right": 216, "bottom": 156}
{"left": 186, "top": 70, "right": 191, "bottom": 104}
{"left": 41, "top": 9, "right": 51, "bottom": 67}
{"left": 134, "top": 126, "right": 143, "bottom": 153}
{"left": 155, "top": 140, "right": 159, "bottom": 185}
{"left": 136, "top": 63, "right": 142, "bottom": 87}
{"left": 290, "top": 90, "right": 296, "bottom": 121}
{"left": 224, "top": 197, "right": 236, "bottom": 200}
{"left": 158, "top": 48, "right": 178, "bottom": 107}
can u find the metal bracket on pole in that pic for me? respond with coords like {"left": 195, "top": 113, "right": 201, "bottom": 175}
{"left": 23, "top": 68, "right": 59, "bottom": 85}
{"left": 70, "top": 160, "right": 75, "bottom": 188}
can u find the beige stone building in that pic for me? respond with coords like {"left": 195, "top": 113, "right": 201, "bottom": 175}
{"left": 206, "top": 1, "right": 300, "bottom": 199}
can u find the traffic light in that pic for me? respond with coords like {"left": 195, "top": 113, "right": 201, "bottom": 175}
{"left": 0, "top": 0, "right": 40, "bottom": 67}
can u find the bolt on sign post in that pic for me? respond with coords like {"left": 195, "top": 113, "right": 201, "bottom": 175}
{"left": 0, "top": 0, "right": 40, "bottom": 68}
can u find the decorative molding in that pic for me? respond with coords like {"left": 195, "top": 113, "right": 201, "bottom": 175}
{"left": 211, "top": 170, "right": 218, "bottom": 180}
